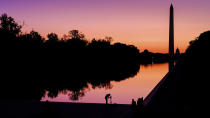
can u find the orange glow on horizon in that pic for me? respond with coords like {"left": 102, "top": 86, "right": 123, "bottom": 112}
{"left": 2, "top": 0, "right": 210, "bottom": 53}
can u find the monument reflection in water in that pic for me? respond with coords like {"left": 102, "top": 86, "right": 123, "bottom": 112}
{"left": 42, "top": 63, "right": 168, "bottom": 104}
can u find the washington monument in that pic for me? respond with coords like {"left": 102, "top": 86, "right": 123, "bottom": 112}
{"left": 169, "top": 4, "right": 174, "bottom": 71}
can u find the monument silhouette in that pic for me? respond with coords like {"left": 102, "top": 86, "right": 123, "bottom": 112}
{"left": 169, "top": 4, "right": 175, "bottom": 71}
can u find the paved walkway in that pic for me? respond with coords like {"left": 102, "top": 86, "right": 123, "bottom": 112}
{"left": 0, "top": 101, "right": 134, "bottom": 118}
{"left": 143, "top": 61, "right": 183, "bottom": 112}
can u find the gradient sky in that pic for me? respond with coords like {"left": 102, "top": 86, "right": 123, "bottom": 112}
{"left": 1, "top": 0, "right": 210, "bottom": 53}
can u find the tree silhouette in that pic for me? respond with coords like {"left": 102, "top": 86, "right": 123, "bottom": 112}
{"left": 0, "top": 13, "right": 22, "bottom": 37}
{"left": 45, "top": 33, "right": 59, "bottom": 48}
{"left": 19, "top": 30, "right": 44, "bottom": 48}
{"left": 175, "top": 31, "right": 210, "bottom": 111}
{"left": 65, "top": 30, "right": 88, "bottom": 48}
{"left": 47, "top": 33, "right": 58, "bottom": 42}
{"left": 29, "top": 30, "right": 44, "bottom": 41}
{"left": 88, "top": 38, "right": 112, "bottom": 48}
{"left": 68, "top": 30, "right": 85, "bottom": 39}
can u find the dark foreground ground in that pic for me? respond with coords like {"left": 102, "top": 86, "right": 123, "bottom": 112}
{"left": 0, "top": 101, "right": 134, "bottom": 118}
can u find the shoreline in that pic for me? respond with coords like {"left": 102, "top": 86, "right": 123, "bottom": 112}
{"left": 1, "top": 100, "right": 134, "bottom": 118}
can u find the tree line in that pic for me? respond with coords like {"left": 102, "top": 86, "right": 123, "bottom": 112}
{"left": 0, "top": 13, "right": 169, "bottom": 64}
{"left": 0, "top": 13, "right": 169, "bottom": 100}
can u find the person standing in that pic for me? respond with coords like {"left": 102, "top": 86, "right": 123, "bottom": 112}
{"left": 131, "top": 99, "right": 137, "bottom": 109}
{"left": 105, "top": 94, "right": 111, "bottom": 104}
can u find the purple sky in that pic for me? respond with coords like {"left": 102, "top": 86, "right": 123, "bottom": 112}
{"left": 1, "top": 0, "right": 210, "bottom": 52}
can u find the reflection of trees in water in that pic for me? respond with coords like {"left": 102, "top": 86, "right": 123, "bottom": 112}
{"left": 68, "top": 90, "right": 86, "bottom": 101}
{"left": 0, "top": 61, "right": 140, "bottom": 101}
{"left": 43, "top": 63, "right": 140, "bottom": 100}
{"left": 91, "top": 82, "right": 113, "bottom": 90}
{"left": 44, "top": 89, "right": 88, "bottom": 101}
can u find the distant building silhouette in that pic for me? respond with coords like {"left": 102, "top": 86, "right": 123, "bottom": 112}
{"left": 175, "top": 48, "right": 180, "bottom": 56}
{"left": 175, "top": 47, "right": 181, "bottom": 61}
{"left": 169, "top": 4, "right": 175, "bottom": 71}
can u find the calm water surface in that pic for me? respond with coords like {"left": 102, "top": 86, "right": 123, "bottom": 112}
{"left": 42, "top": 63, "right": 168, "bottom": 104}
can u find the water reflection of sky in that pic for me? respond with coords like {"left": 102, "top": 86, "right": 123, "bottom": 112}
{"left": 42, "top": 63, "right": 168, "bottom": 104}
